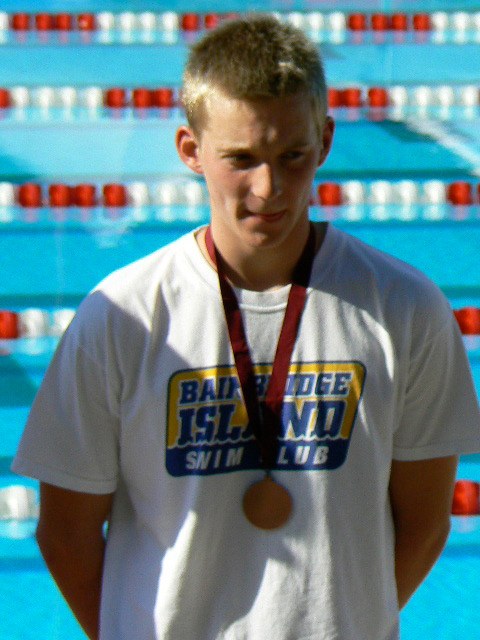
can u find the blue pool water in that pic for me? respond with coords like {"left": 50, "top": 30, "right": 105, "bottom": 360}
{"left": 1, "top": 1, "right": 480, "bottom": 638}
{"left": 1, "top": 220, "right": 479, "bottom": 640}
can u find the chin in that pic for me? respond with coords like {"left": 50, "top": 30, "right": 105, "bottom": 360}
{"left": 241, "top": 226, "right": 290, "bottom": 250}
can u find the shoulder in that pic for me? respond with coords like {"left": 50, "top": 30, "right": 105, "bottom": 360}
{"left": 325, "top": 224, "right": 437, "bottom": 287}
{"left": 78, "top": 230, "right": 198, "bottom": 315}
{"left": 96, "top": 231, "right": 197, "bottom": 302}
{"left": 318, "top": 224, "right": 453, "bottom": 337}
{"left": 65, "top": 230, "right": 202, "bottom": 352}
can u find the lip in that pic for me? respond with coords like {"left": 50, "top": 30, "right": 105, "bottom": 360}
{"left": 250, "top": 210, "right": 286, "bottom": 223}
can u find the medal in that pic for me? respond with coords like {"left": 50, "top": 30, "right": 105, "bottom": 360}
{"left": 242, "top": 474, "right": 293, "bottom": 530}
{"left": 205, "top": 224, "right": 317, "bottom": 530}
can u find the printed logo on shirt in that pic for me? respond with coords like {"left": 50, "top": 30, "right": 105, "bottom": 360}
{"left": 165, "top": 361, "right": 366, "bottom": 476}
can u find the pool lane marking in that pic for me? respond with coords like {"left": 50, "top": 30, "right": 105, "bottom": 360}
{"left": 405, "top": 119, "right": 480, "bottom": 177}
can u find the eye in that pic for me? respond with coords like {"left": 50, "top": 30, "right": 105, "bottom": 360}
{"left": 282, "top": 150, "right": 305, "bottom": 162}
{"left": 227, "top": 153, "right": 255, "bottom": 168}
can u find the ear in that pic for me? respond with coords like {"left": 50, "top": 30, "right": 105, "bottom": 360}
{"left": 176, "top": 126, "right": 204, "bottom": 175}
{"left": 317, "top": 116, "right": 335, "bottom": 168}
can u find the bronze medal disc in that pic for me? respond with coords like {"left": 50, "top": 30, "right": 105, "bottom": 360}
{"left": 243, "top": 476, "right": 293, "bottom": 530}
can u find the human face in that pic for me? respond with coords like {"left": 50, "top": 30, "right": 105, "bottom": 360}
{"left": 177, "top": 91, "right": 333, "bottom": 260}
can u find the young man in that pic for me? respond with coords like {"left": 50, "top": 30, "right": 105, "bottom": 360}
{"left": 13, "top": 15, "right": 480, "bottom": 640}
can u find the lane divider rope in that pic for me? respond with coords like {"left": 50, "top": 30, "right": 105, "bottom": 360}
{"left": 1, "top": 11, "right": 480, "bottom": 34}
{"left": 1, "top": 85, "right": 478, "bottom": 121}
{"left": 3, "top": 180, "right": 480, "bottom": 208}
{"left": 1, "top": 307, "right": 479, "bottom": 340}
{"left": 452, "top": 480, "right": 480, "bottom": 515}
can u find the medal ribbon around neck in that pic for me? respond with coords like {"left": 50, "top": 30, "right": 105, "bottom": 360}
{"left": 204, "top": 224, "right": 316, "bottom": 471}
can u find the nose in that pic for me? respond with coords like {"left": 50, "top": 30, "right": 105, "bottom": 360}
{"left": 250, "top": 162, "right": 281, "bottom": 202}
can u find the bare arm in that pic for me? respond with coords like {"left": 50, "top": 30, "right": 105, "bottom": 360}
{"left": 389, "top": 455, "right": 458, "bottom": 609}
{"left": 36, "top": 483, "right": 114, "bottom": 640}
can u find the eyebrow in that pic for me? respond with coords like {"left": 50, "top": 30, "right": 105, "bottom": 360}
{"left": 218, "top": 145, "right": 252, "bottom": 154}
{"left": 218, "top": 140, "right": 312, "bottom": 154}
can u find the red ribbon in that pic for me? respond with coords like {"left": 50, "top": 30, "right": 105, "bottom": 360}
{"left": 205, "top": 224, "right": 316, "bottom": 469}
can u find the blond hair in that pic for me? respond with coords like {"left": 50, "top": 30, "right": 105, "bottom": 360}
{"left": 182, "top": 14, "right": 328, "bottom": 134}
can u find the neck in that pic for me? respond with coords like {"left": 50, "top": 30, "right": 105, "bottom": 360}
{"left": 198, "top": 222, "right": 324, "bottom": 292}
{"left": 219, "top": 252, "right": 296, "bottom": 292}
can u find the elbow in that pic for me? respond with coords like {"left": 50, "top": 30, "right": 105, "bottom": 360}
{"left": 36, "top": 520, "right": 70, "bottom": 570}
{"left": 36, "top": 518, "right": 53, "bottom": 553}
{"left": 35, "top": 520, "right": 49, "bottom": 554}
{"left": 411, "top": 517, "right": 451, "bottom": 564}
{"left": 395, "top": 515, "right": 452, "bottom": 565}
{"left": 430, "top": 518, "right": 451, "bottom": 556}
{"left": 36, "top": 521, "right": 56, "bottom": 564}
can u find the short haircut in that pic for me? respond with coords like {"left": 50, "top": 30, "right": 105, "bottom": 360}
{"left": 182, "top": 14, "right": 328, "bottom": 135}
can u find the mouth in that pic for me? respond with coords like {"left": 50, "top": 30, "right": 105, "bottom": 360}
{"left": 249, "top": 210, "right": 286, "bottom": 223}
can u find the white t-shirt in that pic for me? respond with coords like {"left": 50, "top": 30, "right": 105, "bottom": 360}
{"left": 13, "top": 223, "right": 480, "bottom": 640}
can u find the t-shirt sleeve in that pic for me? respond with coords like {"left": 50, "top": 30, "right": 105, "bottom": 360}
{"left": 393, "top": 308, "right": 480, "bottom": 461}
{"left": 12, "top": 306, "right": 120, "bottom": 494}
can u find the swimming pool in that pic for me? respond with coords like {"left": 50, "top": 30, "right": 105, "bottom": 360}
{"left": 1, "top": 1, "right": 480, "bottom": 638}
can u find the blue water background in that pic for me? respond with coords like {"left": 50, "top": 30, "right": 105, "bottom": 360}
{"left": 1, "top": 1, "right": 480, "bottom": 638}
